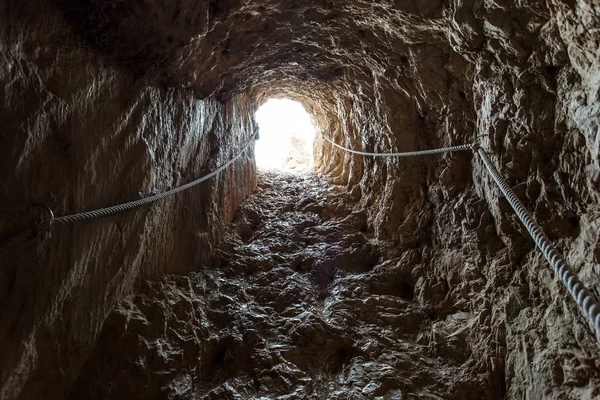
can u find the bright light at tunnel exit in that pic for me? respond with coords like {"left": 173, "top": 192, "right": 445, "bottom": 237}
{"left": 255, "top": 99, "right": 316, "bottom": 173}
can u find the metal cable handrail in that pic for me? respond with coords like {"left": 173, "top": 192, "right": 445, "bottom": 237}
{"left": 321, "top": 133, "right": 474, "bottom": 156}
{"left": 324, "top": 135, "right": 600, "bottom": 340}
{"left": 38, "top": 132, "right": 257, "bottom": 230}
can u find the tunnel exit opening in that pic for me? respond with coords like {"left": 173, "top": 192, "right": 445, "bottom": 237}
{"left": 255, "top": 98, "right": 315, "bottom": 173}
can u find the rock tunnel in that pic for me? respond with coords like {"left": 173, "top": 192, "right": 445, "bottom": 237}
{"left": 1, "top": 0, "right": 600, "bottom": 399}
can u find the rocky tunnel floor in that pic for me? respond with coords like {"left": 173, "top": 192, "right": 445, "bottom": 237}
{"left": 70, "top": 172, "right": 499, "bottom": 400}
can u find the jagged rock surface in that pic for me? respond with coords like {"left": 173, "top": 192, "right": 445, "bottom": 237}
{"left": 1, "top": 0, "right": 600, "bottom": 399}
{"left": 0, "top": 2, "right": 255, "bottom": 399}
{"left": 71, "top": 172, "right": 497, "bottom": 399}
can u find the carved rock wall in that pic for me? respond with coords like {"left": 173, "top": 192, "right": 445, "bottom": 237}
{"left": 0, "top": 1, "right": 256, "bottom": 398}
{"left": 1, "top": 0, "right": 599, "bottom": 399}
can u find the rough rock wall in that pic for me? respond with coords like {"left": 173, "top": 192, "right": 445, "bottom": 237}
{"left": 69, "top": 172, "right": 500, "bottom": 399}
{"left": 1, "top": 0, "right": 600, "bottom": 399}
{"left": 259, "top": 1, "right": 600, "bottom": 398}
{"left": 0, "top": 1, "right": 256, "bottom": 399}
{"left": 313, "top": 2, "right": 600, "bottom": 398}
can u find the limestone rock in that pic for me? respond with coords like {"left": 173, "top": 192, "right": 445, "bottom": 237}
{"left": 1, "top": 0, "right": 600, "bottom": 399}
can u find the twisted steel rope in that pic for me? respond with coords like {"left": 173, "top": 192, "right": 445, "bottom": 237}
{"left": 41, "top": 132, "right": 257, "bottom": 229}
{"left": 477, "top": 148, "right": 600, "bottom": 339}
{"left": 325, "top": 133, "right": 600, "bottom": 339}
{"left": 321, "top": 133, "right": 475, "bottom": 156}
{"left": 33, "top": 130, "right": 600, "bottom": 340}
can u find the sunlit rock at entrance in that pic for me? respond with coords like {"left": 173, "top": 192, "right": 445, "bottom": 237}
{"left": 255, "top": 99, "right": 315, "bottom": 173}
